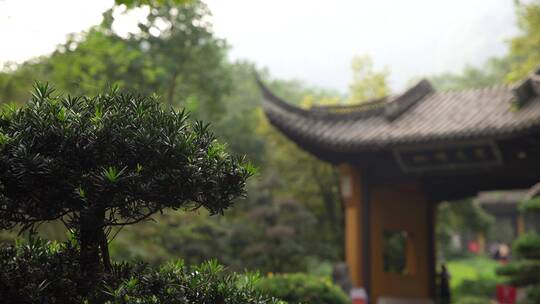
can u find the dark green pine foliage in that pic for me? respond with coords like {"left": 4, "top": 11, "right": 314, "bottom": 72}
{"left": 497, "top": 196, "right": 540, "bottom": 303}
{"left": 0, "top": 83, "right": 253, "bottom": 292}
{"left": 0, "top": 238, "right": 279, "bottom": 304}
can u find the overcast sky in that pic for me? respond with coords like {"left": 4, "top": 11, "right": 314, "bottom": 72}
{"left": 0, "top": 0, "right": 518, "bottom": 92}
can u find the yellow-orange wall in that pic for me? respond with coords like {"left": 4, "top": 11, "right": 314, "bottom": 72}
{"left": 340, "top": 164, "right": 434, "bottom": 302}
{"left": 370, "top": 181, "right": 432, "bottom": 301}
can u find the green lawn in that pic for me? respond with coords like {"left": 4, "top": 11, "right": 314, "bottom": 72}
{"left": 447, "top": 255, "right": 502, "bottom": 289}
{"left": 446, "top": 256, "right": 505, "bottom": 303}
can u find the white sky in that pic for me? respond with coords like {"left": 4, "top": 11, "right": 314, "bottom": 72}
{"left": 0, "top": 0, "right": 518, "bottom": 92}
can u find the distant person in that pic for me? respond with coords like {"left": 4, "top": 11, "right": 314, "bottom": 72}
{"left": 490, "top": 242, "right": 501, "bottom": 259}
{"left": 468, "top": 240, "right": 480, "bottom": 253}
{"left": 498, "top": 243, "right": 510, "bottom": 264}
{"left": 440, "top": 264, "right": 451, "bottom": 304}
{"left": 332, "top": 262, "right": 352, "bottom": 295}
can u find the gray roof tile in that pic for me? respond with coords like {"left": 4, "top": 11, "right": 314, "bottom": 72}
{"left": 259, "top": 76, "right": 540, "bottom": 152}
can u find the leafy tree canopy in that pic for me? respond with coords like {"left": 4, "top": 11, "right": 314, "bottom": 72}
{"left": 429, "top": 57, "right": 512, "bottom": 91}
{"left": 507, "top": 0, "right": 540, "bottom": 82}
{"left": 347, "top": 55, "right": 390, "bottom": 103}
{"left": 115, "top": 0, "right": 192, "bottom": 8}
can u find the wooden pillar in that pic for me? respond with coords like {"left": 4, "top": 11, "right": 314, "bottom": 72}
{"left": 427, "top": 200, "right": 437, "bottom": 300}
{"left": 517, "top": 214, "right": 526, "bottom": 236}
{"left": 339, "top": 165, "right": 367, "bottom": 288}
{"left": 477, "top": 232, "right": 486, "bottom": 254}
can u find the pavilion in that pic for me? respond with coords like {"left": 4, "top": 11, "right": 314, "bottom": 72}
{"left": 258, "top": 68, "right": 540, "bottom": 303}
{"left": 477, "top": 185, "right": 540, "bottom": 247}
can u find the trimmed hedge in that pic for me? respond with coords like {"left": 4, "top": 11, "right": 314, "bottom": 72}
{"left": 454, "top": 296, "right": 492, "bottom": 304}
{"left": 0, "top": 238, "right": 279, "bottom": 304}
{"left": 453, "top": 278, "right": 497, "bottom": 299}
{"left": 256, "top": 273, "right": 350, "bottom": 304}
{"left": 512, "top": 232, "right": 540, "bottom": 259}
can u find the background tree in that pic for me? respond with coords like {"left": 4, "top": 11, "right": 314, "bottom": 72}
{"left": 436, "top": 199, "right": 494, "bottom": 259}
{"left": 428, "top": 58, "right": 512, "bottom": 91}
{"left": 0, "top": 84, "right": 252, "bottom": 292}
{"left": 0, "top": 0, "right": 232, "bottom": 118}
{"left": 115, "top": 0, "right": 192, "bottom": 8}
{"left": 506, "top": 0, "right": 540, "bottom": 82}
{"left": 427, "top": 0, "right": 540, "bottom": 89}
{"left": 129, "top": 0, "right": 232, "bottom": 118}
{"left": 347, "top": 55, "right": 390, "bottom": 103}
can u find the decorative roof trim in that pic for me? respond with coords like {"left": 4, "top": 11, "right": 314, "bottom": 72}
{"left": 513, "top": 78, "right": 535, "bottom": 107}
{"left": 310, "top": 98, "right": 387, "bottom": 120}
{"left": 256, "top": 73, "right": 434, "bottom": 122}
{"left": 513, "top": 67, "right": 540, "bottom": 107}
{"left": 255, "top": 74, "right": 313, "bottom": 117}
{"left": 384, "top": 79, "right": 433, "bottom": 121}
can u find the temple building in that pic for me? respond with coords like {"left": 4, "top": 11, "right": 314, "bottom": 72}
{"left": 258, "top": 68, "right": 540, "bottom": 303}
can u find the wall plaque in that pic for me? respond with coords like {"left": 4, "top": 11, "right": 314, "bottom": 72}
{"left": 393, "top": 142, "right": 503, "bottom": 173}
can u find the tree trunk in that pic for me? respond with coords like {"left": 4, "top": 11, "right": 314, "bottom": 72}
{"left": 167, "top": 69, "right": 179, "bottom": 106}
{"left": 78, "top": 208, "right": 105, "bottom": 296}
{"left": 99, "top": 229, "right": 111, "bottom": 272}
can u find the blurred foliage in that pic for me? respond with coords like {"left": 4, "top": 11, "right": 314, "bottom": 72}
{"left": 510, "top": 232, "right": 540, "bottom": 260}
{"left": 115, "top": 0, "right": 192, "bottom": 8}
{"left": 256, "top": 273, "right": 350, "bottom": 304}
{"left": 488, "top": 218, "right": 515, "bottom": 245}
{"left": 437, "top": 200, "right": 494, "bottom": 259}
{"left": 428, "top": 0, "right": 540, "bottom": 89}
{"left": 520, "top": 196, "right": 540, "bottom": 213}
{"left": 110, "top": 180, "right": 333, "bottom": 273}
{"left": 382, "top": 230, "right": 407, "bottom": 273}
{"left": 447, "top": 256, "right": 501, "bottom": 290}
{"left": 453, "top": 279, "right": 497, "bottom": 300}
{"left": 429, "top": 58, "right": 512, "bottom": 91}
{"left": 453, "top": 296, "right": 492, "bottom": 304}
{"left": 1, "top": 0, "right": 231, "bottom": 119}
{"left": 347, "top": 55, "right": 389, "bottom": 103}
{"left": 506, "top": 0, "right": 540, "bottom": 82}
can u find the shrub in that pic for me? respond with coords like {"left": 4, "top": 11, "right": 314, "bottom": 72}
{"left": 453, "top": 278, "right": 497, "bottom": 299}
{"left": 453, "top": 296, "right": 492, "bottom": 304}
{"left": 256, "top": 273, "right": 350, "bottom": 304}
{"left": 512, "top": 232, "right": 540, "bottom": 259}
{"left": 497, "top": 260, "right": 540, "bottom": 286}
{"left": 520, "top": 196, "right": 540, "bottom": 213}
{"left": 0, "top": 238, "right": 279, "bottom": 304}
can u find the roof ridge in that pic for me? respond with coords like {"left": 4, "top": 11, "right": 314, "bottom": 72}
{"left": 385, "top": 79, "right": 433, "bottom": 121}
{"left": 435, "top": 83, "right": 512, "bottom": 95}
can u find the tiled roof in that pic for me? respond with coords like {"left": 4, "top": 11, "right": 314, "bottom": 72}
{"left": 259, "top": 72, "right": 540, "bottom": 153}
{"left": 477, "top": 182, "right": 540, "bottom": 206}
{"left": 476, "top": 190, "right": 528, "bottom": 205}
